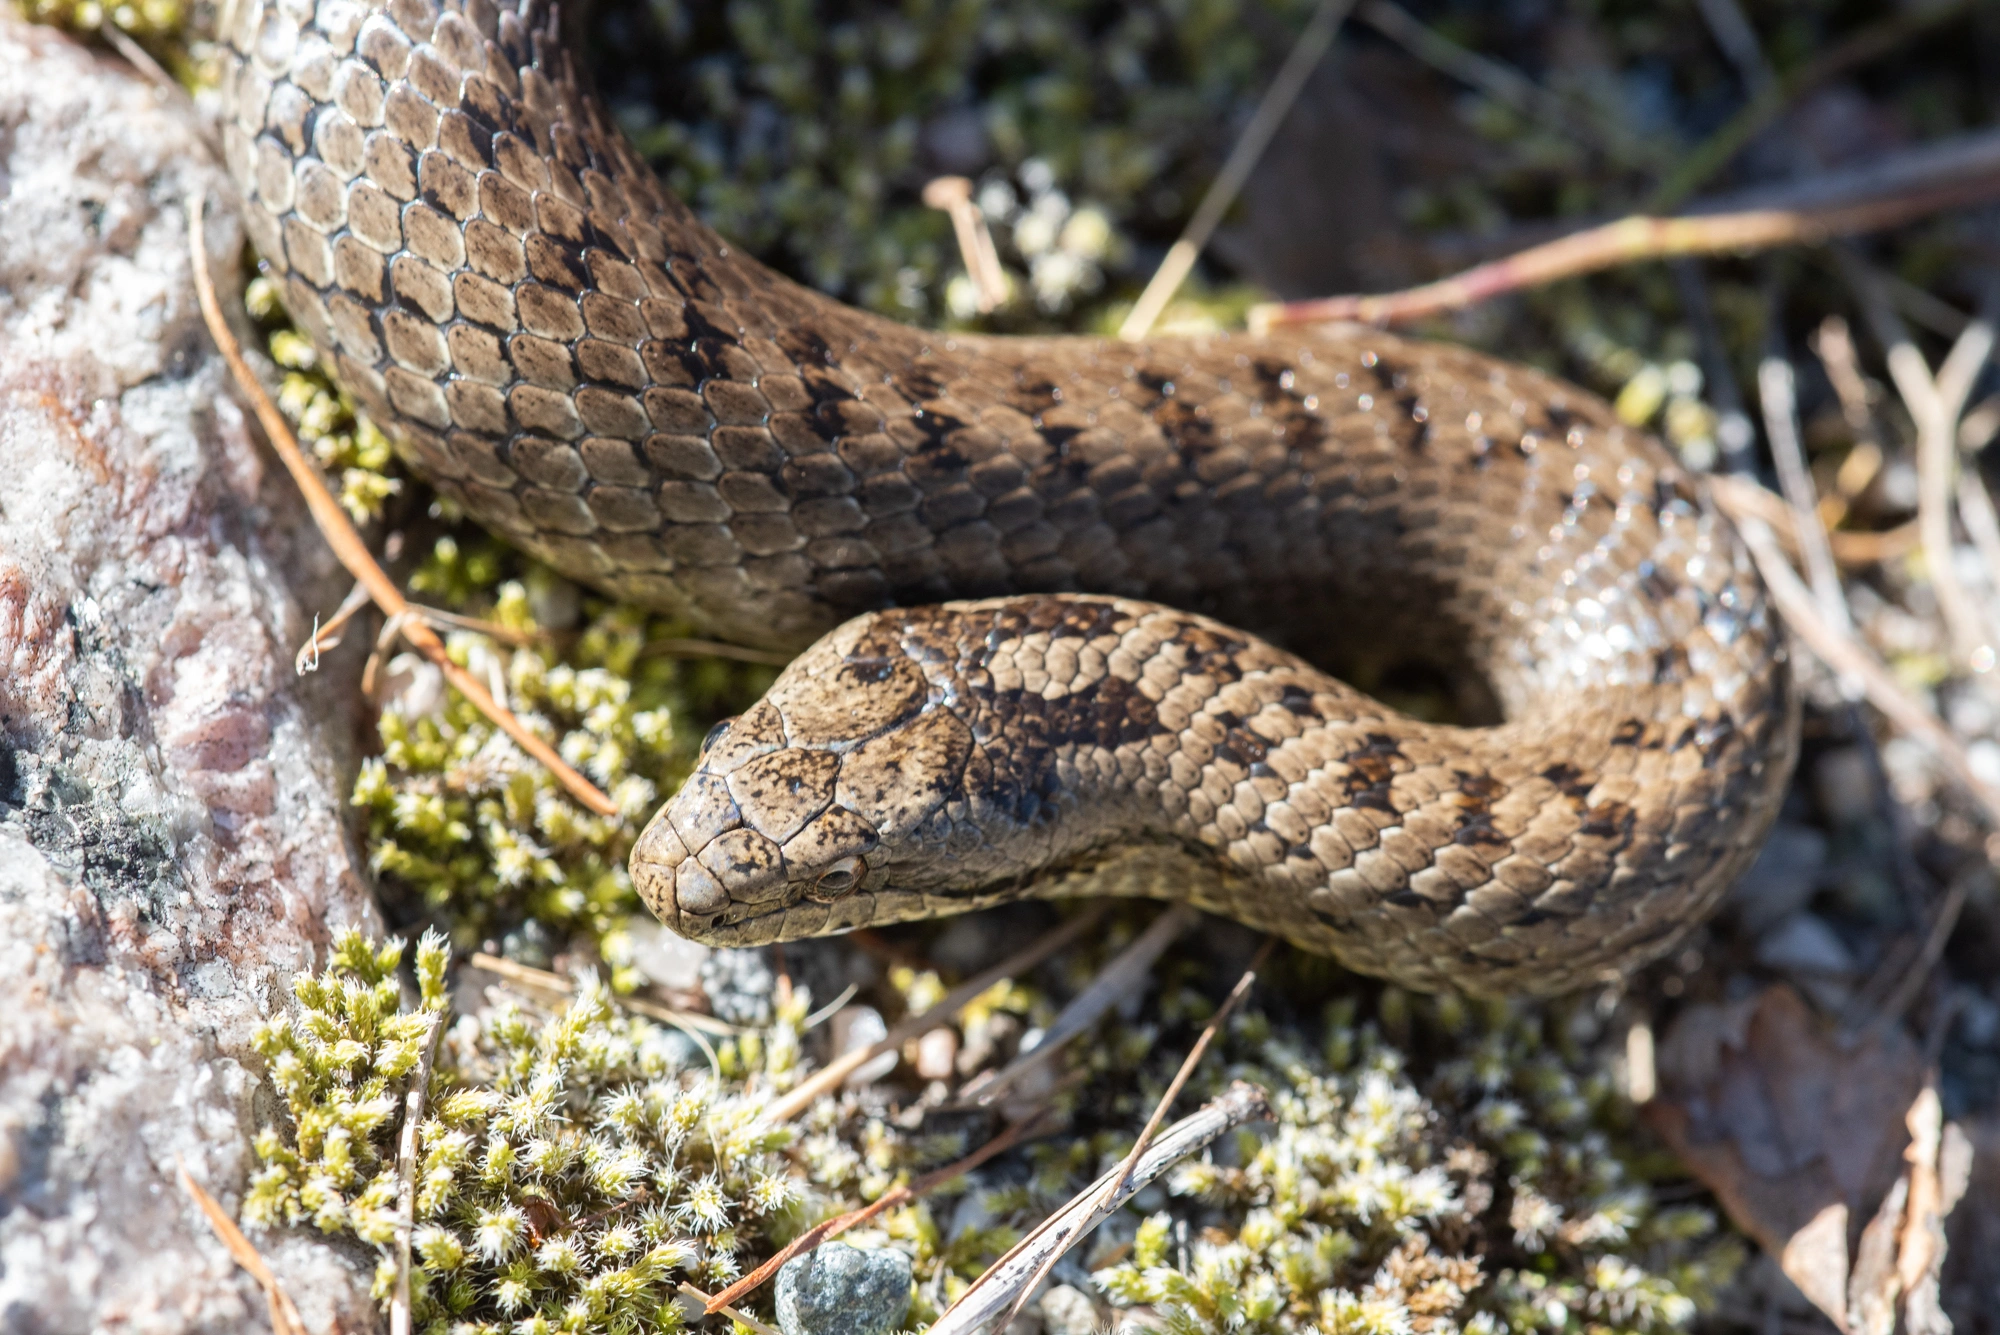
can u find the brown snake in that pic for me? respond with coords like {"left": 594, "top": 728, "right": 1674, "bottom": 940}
{"left": 218, "top": 0, "right": 1798, "bottom": 994}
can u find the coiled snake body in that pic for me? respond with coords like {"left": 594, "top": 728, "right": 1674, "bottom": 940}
{"left": 218, "top": 0, "right": 1798, "bottom": 994}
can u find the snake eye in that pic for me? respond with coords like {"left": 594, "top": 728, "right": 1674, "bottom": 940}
{"left": 807, "top": 856, "right": 864, "bottom": 903}
{"left": 699, "top": 717, "right": 736, "bottom": 755}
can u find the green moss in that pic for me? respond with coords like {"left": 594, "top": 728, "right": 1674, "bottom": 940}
{"left": 354, "top": 558, "right": 775, "bottom": 957}
{"left": 605, "top": 0, "right": 1323, "bottom": 326}
{"left": 247, "top": 930, "right": 833, "bottom": 1332}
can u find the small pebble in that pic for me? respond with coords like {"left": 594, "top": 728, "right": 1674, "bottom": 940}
{"left": 774, "top": 1241, "right": 911, "bottom": 1335}
{"left": 1728, "top": 822, "right": 1826, "bottom": 935}
{"left": 1039, "top": 1283, "right": 1104, "bottom": 1335}
{"left": 1755, "top": 913, "right": 1857, "bottom": 976}
{"left": 916, "top": 1026, "right": 958, "bottom": 1080}
{"left": 699, "top": 947, "right": 775, "bottom": 1026}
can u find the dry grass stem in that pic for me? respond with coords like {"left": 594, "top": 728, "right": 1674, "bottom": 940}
{"left": 962, "top": 904, "right": 1197, "bottom": 1106}
{"left": 1707, "top": 479, "right": 1918, "bottom": 568}
{"left": 1358, "top": 0, "right": 1656, "bottom": 168}
{"left": 994, "top": 938, "right": 1274, "bottom": 1330}
{"left": 1840, "top": 251, "right": 2000, "bottom": 666}
{"left": 639, "top": 636, "right": 794, "bottom": 666}
{"left": 1119, "top": 0, "right": 1354, "bottom": 340}
{"left": 390, "top": 1011, "right": 445, "bottom": 1335}
{"left": 467, "top": 950, "right": 737, "bottom": 1037}
{"left": 295, "top": 580, "right": 373, "bottom": 675}
{"left": 1253, "top": 127, "right": 2000, "bottom": 330}
{"left": 1714, "top": 475, "right": 2000, "bottom": 826}
{"left": 188, "top": 195, "right": 619, "bottom": 817}
{"left": 1758, "top": 355, "right": 1851, "bottom": 631}
{"left": 760, "top": 905, "right": 1111, "bottom": 1124}
{"left": 177, "top": 1161, "right": 309, "bottom": 1335}
{"left": 703, "top": 1113, "right": 1049, "bottom": 1314}
{"left": 1875, "top": 867, "right": 1980, "bottom": 1026}
{"left": 929, "top": 1082, "right": 1273, "bottom": 1335}
{"left": 923, "top": 176, "right": 1009, "bottom": 312}
{"left": 676, "top": 1282, "right": 779, "bottom": 1335}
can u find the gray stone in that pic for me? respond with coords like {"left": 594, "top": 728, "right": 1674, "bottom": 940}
{"left": 1040, "top": 1283, "right": 1108, "bottom": 1335}
{"left": 0, "top": 16, "right": 379, "bottom": 1332}
{"left": 1728, "top": 822, "right": 1827, "bottom": 935}
{"left": 1755, "top": 913, "right": 1858, "bottom": 976}
{"left": 699, "top": 944, "right": 776, "bottom": 1025}
{"left": 774, "top": 1241, "right": 913, "bottom": 1335}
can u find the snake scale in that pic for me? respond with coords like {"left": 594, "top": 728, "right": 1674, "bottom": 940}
{"left": 217, "top": 0, "right": 1798, "bottom": 994}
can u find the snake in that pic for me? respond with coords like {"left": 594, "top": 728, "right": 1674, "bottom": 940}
{"left": 216, "top": 0, "right": 1798, "bottom": 995}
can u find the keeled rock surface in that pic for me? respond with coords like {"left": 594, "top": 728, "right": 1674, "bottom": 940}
{"left": 0, "top": 16, "right": 382, "bottom": 1331}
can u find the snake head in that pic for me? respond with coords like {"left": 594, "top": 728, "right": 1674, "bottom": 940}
{"left": 629, "top": 615, "right": 977, "bottom": 945}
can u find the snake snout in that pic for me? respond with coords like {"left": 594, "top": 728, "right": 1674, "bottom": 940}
{"left": 631, "top": 718, "right": 896, "bottom": 940}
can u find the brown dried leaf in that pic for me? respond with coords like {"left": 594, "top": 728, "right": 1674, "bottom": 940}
{"left": 1644, "top": 986, "right": 1925, "bottom": 1327}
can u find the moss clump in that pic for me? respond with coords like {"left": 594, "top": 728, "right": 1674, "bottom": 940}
{"left": 353, "top": 539, "right": 775, "bottom": 959}
{"left": 21, "top": 0, "right": 184, "bottom": 46}
{"left": 246, "top": 930, "right": 834, "bottom": 1332}
{"left": 602, "top": 0, "right": 1322, "bottom": 325}
{"left": 1072, "top": 988, "right": 1739, "bottom": 1335}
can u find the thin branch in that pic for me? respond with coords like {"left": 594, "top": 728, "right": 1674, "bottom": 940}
{"left": 677, "top": 1282, "right": 779, "bottom": 1335}
{"left": 1645, "top": 0, "right": 1973, "bottom": 213}
{"left": 928, "top": 1082, "right": 1273, "bottom": 1335}
{"left": 1758, "top": 353, "right": 1851, "bottom": 631}
{"left": 295, "top": 580, "right": 372, "bottom": 675}
{"left": 1357, "top": 0, "right": 1659, "bottom": 169}
{"left": 640, "top": 636, "right": 796, "bottom": 667}
{"left": 960, "top": 904, "right": 1197, "bottom": 1107}
{"left": 177, "top": 1161, "right": 309, "bottom": 1335}
{"left": 1119, "top": 0, "right": 1354, "bottom": 341}
{"left": 993, "top": 938, "right": 1274, "bottom": 1331}
{"left": 1877, "top": 866, "right": 1977, "bottom": 1026}
{"left": 1252, "top": 126, "right": 2000, "bottom": 330}
{"left": 759, "top": 904, "right": 1111, "bottom": 1124}
{"left": 1714, "top": 475, "right": 2000, "bottom": 827}
{"left": 390, "top": 1010, "right": 446, "bottom": 1335}
{"left": 924, "top": 176, "right": 1010, "bottom": 313}
{"left": 704, "top": 1112, "right": 1050, "bottom": 1315}
{"left": 469, "top": 951, "right": 727, "bottom": 1076}
{"left": 188, "top": 194, "right": 619, "bottom": 817}
{"left": 1700, "top": 478, "right": 1919, "bottom": 568}
{"left": 1841, "top": 250, "right": 2000, "bottom": 665}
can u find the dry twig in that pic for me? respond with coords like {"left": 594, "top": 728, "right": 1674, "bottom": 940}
{"left": 1252, "top": 127, "right": 2000, "bottom": 331}
{"left": 466, "top": 948, "right": 737, "bottom": 1073}
{"left": 177, "top": 1161, "right": 309, "bottom": 1335}
{"left": 959, "top": 904, "right": 1196, "bottom": 1106}
{"left": 390, "top": 1010, "right": 445, "bottom": 1335}
{"left": 929, "top": 1082, "right": 1273, "bottom": 1335}
{"left": 188, "top": 194, "right": 619, "bottom": 817}
{"left": 1713, "top": 475, "right": 2000, "bottom": 827}
{"left": 639, "top": 636, "right": 794, "bottom": 666}
{"left": 993, "top": 938, "right": 1273, "bottom": 1330}
{"left": 1119, "top": 0, "right": 1354, "bottom": 340}
{"left": 677, "top": 1282, "right": 779, "bottom": 1335}
{"left": 759, "top": 905, "right": 1110, "bottom": 1123}
{"left": 923, "top": 176, "right": 1009, "bottom": 313}
{"left": 1840, "top": 251, "right": 2000, "bottom": 667}
{"left": 703, "top": 1112, "right": 1050, "bottom": 1314}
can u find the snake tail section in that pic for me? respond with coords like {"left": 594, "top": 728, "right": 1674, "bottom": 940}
{"left": 218, "top": 0, "right": 1799, "bottom": 993}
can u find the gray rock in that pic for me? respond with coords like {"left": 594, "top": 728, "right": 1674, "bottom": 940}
{"left": 1755, "top": 913, "right": 1858, "bottom": 976}
{"left": 774, "top": 1241, "right": 913, "bottom": 1335}
{"left": 699, "top": 944, "right": 776, "bottom": 1025}
{"left": 0, "top": 16, "right": 379, "bottom": 1331}
{"left": 1040, "top": 1283, "right": 1108, "bottom": 1335}
{"left": 1728, "top": 822, "right": 1827, "bottom": 935}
